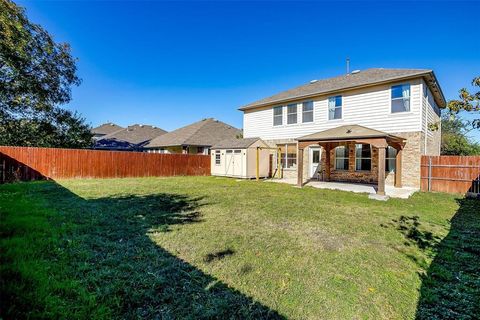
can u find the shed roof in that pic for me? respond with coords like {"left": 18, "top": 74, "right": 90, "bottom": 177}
{"left": 240, "top": 68, "right": 446, "bottom": 110}
{"left": 296, "top": 125, "right": 405, "bottom": 142}
{"left": 146, "top": 118, "right": 242, "bottom": 148}
{"left": 212, "top": 137, "right": 264, "bottom": 149}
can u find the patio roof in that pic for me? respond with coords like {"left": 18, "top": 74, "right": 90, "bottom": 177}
{"left": 296, "top": 125, "right": 405, "bottom": 143}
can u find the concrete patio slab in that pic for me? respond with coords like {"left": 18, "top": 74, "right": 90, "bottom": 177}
{"left": 266, "top": 178, "right": 418, "bottom": 199}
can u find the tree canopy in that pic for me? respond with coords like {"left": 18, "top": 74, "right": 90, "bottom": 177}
{"left": 441, "top": 115, "right": 480, "bottom": 155}
{"left": 446, "top": 76, "right": 480, "bottom": 130}
{"left": 0, "top": 0, "right": 92, "bottom": 148}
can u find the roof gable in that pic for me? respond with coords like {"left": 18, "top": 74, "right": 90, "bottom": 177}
{"left": 297, "top": 124, "right": 404, "bottom": 141}
{"left": 91, "top": 123, "right": 123, "bottom": 135}
{"left": 146, "top": 118, "right": 242, "bottom": 148}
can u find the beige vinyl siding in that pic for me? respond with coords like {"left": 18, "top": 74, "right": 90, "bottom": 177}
{"left": 243, "top": 79, "right": 423, "bottom": 140}
{"left": 245, "top": 140, "right": 270, "bottom": 178}
{"left": 422, "top": 80, "right": 441, "bottom": 155}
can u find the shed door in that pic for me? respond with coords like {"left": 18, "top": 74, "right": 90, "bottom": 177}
{"left": 225, "top": 150, "right": 234, "bottom": 176}
{"left": 233, "top": 150, "right": 242, "bottom": 176}
{"left": 225, "top": 149, "right": 243, "bottom": 176}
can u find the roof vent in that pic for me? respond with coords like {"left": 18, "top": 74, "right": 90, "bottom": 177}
{"left": 351, "top": 70, "right": 361, "bottom": 74}
{"left": 310, "top": 79, "right": 318, "bottom": 84}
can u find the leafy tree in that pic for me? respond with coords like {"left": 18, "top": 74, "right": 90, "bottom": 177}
{"left": 441, "top": 115, "right": 480, "bottom": 155}
{"left": 447, "top": 76, "right": 480, "bottom": 129}
{"left": 0, "top": 0, "right": 92, "bottom": 147}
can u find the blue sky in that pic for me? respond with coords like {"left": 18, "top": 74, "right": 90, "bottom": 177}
{"left": 17, "top": 1, "right": 480, "bottom": 141}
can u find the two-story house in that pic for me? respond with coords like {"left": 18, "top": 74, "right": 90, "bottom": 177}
{"left": 240, "top": 68, "right": 445, "bottom": 194}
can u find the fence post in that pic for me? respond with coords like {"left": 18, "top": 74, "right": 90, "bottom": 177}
{"left": 427, "top": 156, "right": 432, "bottom": 192}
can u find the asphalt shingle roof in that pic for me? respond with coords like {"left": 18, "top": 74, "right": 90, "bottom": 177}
{"left": 240, "top": 68, "right": 446, "bottom": 110}
{"left": 95, "top": 124, "right": 167, "bottom": 149}
{"left": 146, "top": 118, "right": 242, "bottom": 148}
{"left": 212, "top": 137, "right": 263, "bottom": 149}
{"left": 91, "top": 123, "right": 123, "bottom": 135}
{"left": 296, "top": 124, "right": 405, "bottom": 141}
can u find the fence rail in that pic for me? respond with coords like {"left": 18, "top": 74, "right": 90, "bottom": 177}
{"left": 0, "top": 146, "right": 210, "bottom": 183}
{"left": 420, "top": 155, "right": 480, "bottom": 194}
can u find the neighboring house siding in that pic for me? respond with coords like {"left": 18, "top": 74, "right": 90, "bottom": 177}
{"left": 244, "top": 79, "right": 423, "bottom": 140}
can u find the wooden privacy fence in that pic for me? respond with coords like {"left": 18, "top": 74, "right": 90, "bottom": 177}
{"left": 0, "top": 146, "right": 210, "bottom": 183}
{"left": 421, "top": 156, "right": 480, "bottom": 194}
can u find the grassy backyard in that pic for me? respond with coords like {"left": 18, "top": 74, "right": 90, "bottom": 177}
{"left": 0, "top": 177, "right": 478, "bottom": 319}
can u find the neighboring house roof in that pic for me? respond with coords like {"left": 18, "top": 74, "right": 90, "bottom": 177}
{"left": 95, "top": 124, "right": 167, "bottom": 149}
{"left": 212, "top": 137, "right": 263, "bottom": 149}
{"left": 240, "top": 68, "right": 446, "bottom": 110}
{"left": 91, "top": 123, "right": 124, "bottom": 135}
{"left": 296, "top": 124, "right": 405, "bottom": 142}
{"left": 146, "top": 118, "right": 242, "bottom": 148}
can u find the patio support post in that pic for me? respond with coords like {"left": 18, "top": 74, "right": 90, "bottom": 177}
{"left": 377, "top": 146, "right": 386, "bottom": 195}
{"left": 297, "top": 145, "right": 304, "bottom": 187}
{"left": 395, "top": 147, "right": 403, "bottom": 188}
{"left": 325, "top": 144, "right": 331, "bottom": 182}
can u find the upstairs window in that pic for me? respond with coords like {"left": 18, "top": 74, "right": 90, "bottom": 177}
{"left": 335, "top": 146, "right": 349, "bottom": 170}
{"left": 273, "top": 106, "right": 283, "bottom": 126}
{"left": 355, "top": 144, "right": 372, "bottom": 171}
{"left": 386, "top": 146, "right": 397, "bottom": 172}
{"left": 302, "top": 101, "right": 314, "bottom": 123}
{"left": 287, "top": 104, "right": 298, "bottom": 124}
{"left": 328, "top": 96, "right": 342, "bottom": 120}
{"left": 391, "top": 84, "right": 411, "bottom": 113}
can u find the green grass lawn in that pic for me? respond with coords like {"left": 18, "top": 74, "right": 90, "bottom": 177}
{"left": 1, "top": 177, "right": 479, "bottom": 319}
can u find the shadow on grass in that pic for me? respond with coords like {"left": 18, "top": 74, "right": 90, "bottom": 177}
{"left": 386, "top": 198, "right": 480, "bottom": 319}
{"left": 1, "top": 181, "right": 284, "bottom": 319}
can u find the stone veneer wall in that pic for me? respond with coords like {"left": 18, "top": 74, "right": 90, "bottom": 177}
{"left": 394, "top": 131, "right": 423, "bottom": 187}
{"left": 426, "top": 128, "right": 441, "bottom": 156}
{"left": 266, "top": 131, "right": 424, "bottom": 187}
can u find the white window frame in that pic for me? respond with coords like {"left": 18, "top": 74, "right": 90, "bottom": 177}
{"left": 302, "top": 101, "right": 314, "bottom": 123}
{"left": 215, "top": 150, "right": 221, "bottom": 165}
{"left": 386, "top": 146, "right": 396, "bottom": 172}
{"left": 273, "top": 106, "right": 283, "bottom": 126}
{"left": 391, "top": 83, "right": 411, "bottom": 113}
{"left": 287, "top": 103, "right": 298, "bottom": 125}
{"left": 334, "top": 146, "right": 349, "bottom": 171}
{"left": 328, "top": 95, "right": 342, "bottom": 120}
{"left": 355, "top": 144, "right": 372, "bottom": 171}
{"left": 278, "top": 144, "right": 297, "bottom": 169}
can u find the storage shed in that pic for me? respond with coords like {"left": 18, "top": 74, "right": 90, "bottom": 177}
{"left": 211, "top": 138, "right": 270, "bottom": 178}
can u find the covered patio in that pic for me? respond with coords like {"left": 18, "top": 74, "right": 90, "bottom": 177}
{"left": 296, "top": 125, "right": 406, "bottom": 199}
